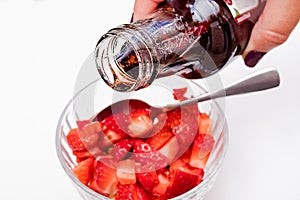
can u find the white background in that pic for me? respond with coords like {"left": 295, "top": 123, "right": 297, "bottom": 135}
{"left": 0, "top": 0, "right": 299, "bottom": 199}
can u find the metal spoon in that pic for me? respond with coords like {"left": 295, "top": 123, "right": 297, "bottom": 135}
{"left": 95, "top": 67, "right": 280, "bottom": 121}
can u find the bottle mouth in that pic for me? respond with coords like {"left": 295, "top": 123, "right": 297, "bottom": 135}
{"left": 95, "top": 27, "right": 159, "bottom": 92}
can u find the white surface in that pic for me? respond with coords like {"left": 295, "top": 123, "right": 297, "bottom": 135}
{"left": 0, "top": 0, "right": 299, "bottom": 199}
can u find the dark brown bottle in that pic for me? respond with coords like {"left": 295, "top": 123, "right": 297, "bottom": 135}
{"left": 95, "top": 0, "right": 266, "bottom": 91}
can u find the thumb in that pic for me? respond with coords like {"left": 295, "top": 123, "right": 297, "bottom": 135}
{"left": 132, "top": 0, "right": 164, "bottom": 22}
{"left": 243, "top": 0, "right": 300, "bottom": 67}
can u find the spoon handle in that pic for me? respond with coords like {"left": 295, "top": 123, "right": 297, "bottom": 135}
{"left": 166, "top": 67, "right": 280, "bottom": 110}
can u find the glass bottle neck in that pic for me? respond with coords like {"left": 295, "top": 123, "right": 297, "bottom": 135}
{"left": 95, "top": 25, "right": 160, "bottom": 92}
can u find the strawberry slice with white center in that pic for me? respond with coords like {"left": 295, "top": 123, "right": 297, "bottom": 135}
{"left": 158, "top": 136, "right": 179, "bottom": 163}
{"left": 72, "top": 157, "right": 95, "bottom": 185}
{"left": 90, "top": 159, "right": 118, "bottom": 196}
{"left": 100, "top": 113, "right": 130, "bottom": 148}
{"left": 152, "top": 174, "right": 170, "bottom": 197}
{"left": 116, "top": 159, "right": 136, "bottom": 185}
{"left": 128, "top": 108, "right": 153, "bottom": 138}
{"left": 198, "top": 113, "right": 213, "bottom": 134}
{"left": 145, "top": 128, "right": 173, "bottom": 150}
{"left": 133, "top": 139, "right": 169, "bottom": 171}
{"left": 165, "top": 168, "right": 200, "bottom": 199}
{"left": 189, "top": 133, "right": 214, "bottom": 168}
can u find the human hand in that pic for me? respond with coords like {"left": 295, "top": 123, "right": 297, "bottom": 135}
{"left": 132, "top": 0, "right": 300, "bottom": 67}
{"left": 242, "top": 0, "right": 300, "bottom": 67}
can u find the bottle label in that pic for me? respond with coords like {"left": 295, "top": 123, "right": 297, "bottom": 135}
{"left": 223, "top": 0, "right": 259, "bottom": 24}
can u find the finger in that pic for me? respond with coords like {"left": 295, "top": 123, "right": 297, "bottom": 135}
{"left": 133, "top": 0, "right": 164, "bottom": 21}
{"left": 243, "top": 0, "right": 300, "bottom": 60}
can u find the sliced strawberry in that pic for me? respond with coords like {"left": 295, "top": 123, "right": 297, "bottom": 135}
{"left": 133, "top": 140, "right": 169, "bottom": 170}
{"left": 67, "top": 128, "right": 87, "bottom": 152}
{"left": 172, "top": 87, "right": 188, "bottom": 101}
{"left": 190, "top": 153, "right": 210, "bottom": 169}
{"left": 169, "top": 158, "right": 204, "bottom": 184}
{"left": 166, "top": 109, "right": 182, "bottom": 129}
{"left": 189, "top": 134, "right": 214, "bottom": 168}
{"left": 90, "top": 159, "right": 118, "bottom": 196}
{"left": 158, "top": 136, "right": 179, "bottom": 163}
{"left": 116, "top": 159, "right": 136, "bottom": 185}
{"left": 73, "top": 147, "right": 104, "bottom": 162}
{"left": 67, "top": 122, "right": 102, "bottom": 152}
{"left": 165, "top": 169, "right": 199, "bottom": 198}
{"left": 78, "top": 121, "right": 101, "bottom": 148}
{"left": 136, "top": 164, "right": 159, "bottom": 193}
{"left": 115, "top": 184, "right": 139, "bottom": 200}
{"left": 198, "top": 113, "right": 212, "bottom": 134}
{"left": 135, "top": 184, "right": 150, "bottom": 200}
{"left": 172, "top": 121, "right": 197, "bottom": 151}
{"left": 152, "top": 174, "right": 170, "bottom": 197}
{"left": 145, "top": 128, "right": 173, "bottom": 150}
{"left": 72, "top": 157, "right": 94, "bottom": 185}
{"left": 178, "top": 147, "right": 192, "bottom": 163}
{"left": 100, "top": 113, "right": 130, "bottom": 148}
{"left": 128, "top": 108, "right": 153, "bottom": 138}
{"left": 169, "top": 159, "right": 186, "bottom": 176}
{"left": 110, "top": 139, "right": 133, "bottom": 161}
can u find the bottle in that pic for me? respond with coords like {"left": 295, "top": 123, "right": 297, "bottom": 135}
{"left": 95, "top": 0, "right": 266, "bottom": 92}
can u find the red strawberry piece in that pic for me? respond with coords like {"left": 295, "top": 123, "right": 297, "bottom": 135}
{"left": 178, "top": 147, "right": 192, "bottom": 163}
{"left": 72, "top": 157, "right": 95, "bottom": 185}
{"left": 224, "top": 0, "right": 233, "bottom": 5}
{"left": 166, "top": 109, "right": 182, "bottom": 129}
{"left": 198, "top": 113, "right": 212, "bottom": 134}
{"left": 190, "top": 153, "right": 210, "bottom": 169}
{"left": 145, "top": 128, "right": 173, "bottom": 150}
{"left": 67, "top": 128, "right": 86, "bottom": 152}
{"left": 135, "top": 184, "right": 150, "bottom": 200}
{"left": 90, "top": 159, "right": 118, "bottom": 196}
{"left": 152, "top": 174, "right": 170, "bottom": 197}
{"left": 167, "top": 108, "right": 198, "bottom": 131}
{"left": 100, "top": 113, "right": 130, "bottom": 148}
{"left": 158, "top": 136, "right": 179, "bottom": 163}
{"left": 116, "top": 159, "right": 136, "bottom": 185}
{"left": 133, "top": 140, "right": 169, "bottom": 171}
{"left": 165, "top": 169, "right": 199, "bottom": 198}
{"left": 168, "top": 109, "right": 198, "bottom": 159}
{"left": 128, "top": 108, "right": 153, "bottom": 138}
{"left": 173, "top": 121, "right": 197, "bottom": 149}
{"left": 169, "top": 159, "right": 186, "bottom": 176}
{"left": 172, "top": 87, "right": 188, "bottom": 101}
{"left": 189, "top": 134, "right": 214, "bottom": 168}
{"left": 110, "top": 139, "right": 133, "bottom": 161}
{"left": 73, "top": 147, "right": 104, "bottom": 162}
{"left": 136, "top": 164, "right": 159, "bottom": 193}
{"left": 67, "top": 122, "right": 102, "bottom": 152}
{"left": 78, "top": 122, "right": 102, "bottom": 147}
{"left": 115, "top": 184, "right": 140, "bottom": 200}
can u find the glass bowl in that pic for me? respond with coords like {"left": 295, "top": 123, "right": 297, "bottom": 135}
{"left": 56, "top": 76, "right": 228, "bottom": 200}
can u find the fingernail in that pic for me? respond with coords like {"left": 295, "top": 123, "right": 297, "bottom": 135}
{"left": 130, "top": 13, "right": 134, "bottom": 23}
{"left": 244, "top": 51, "right": 266, "bottom": 67}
